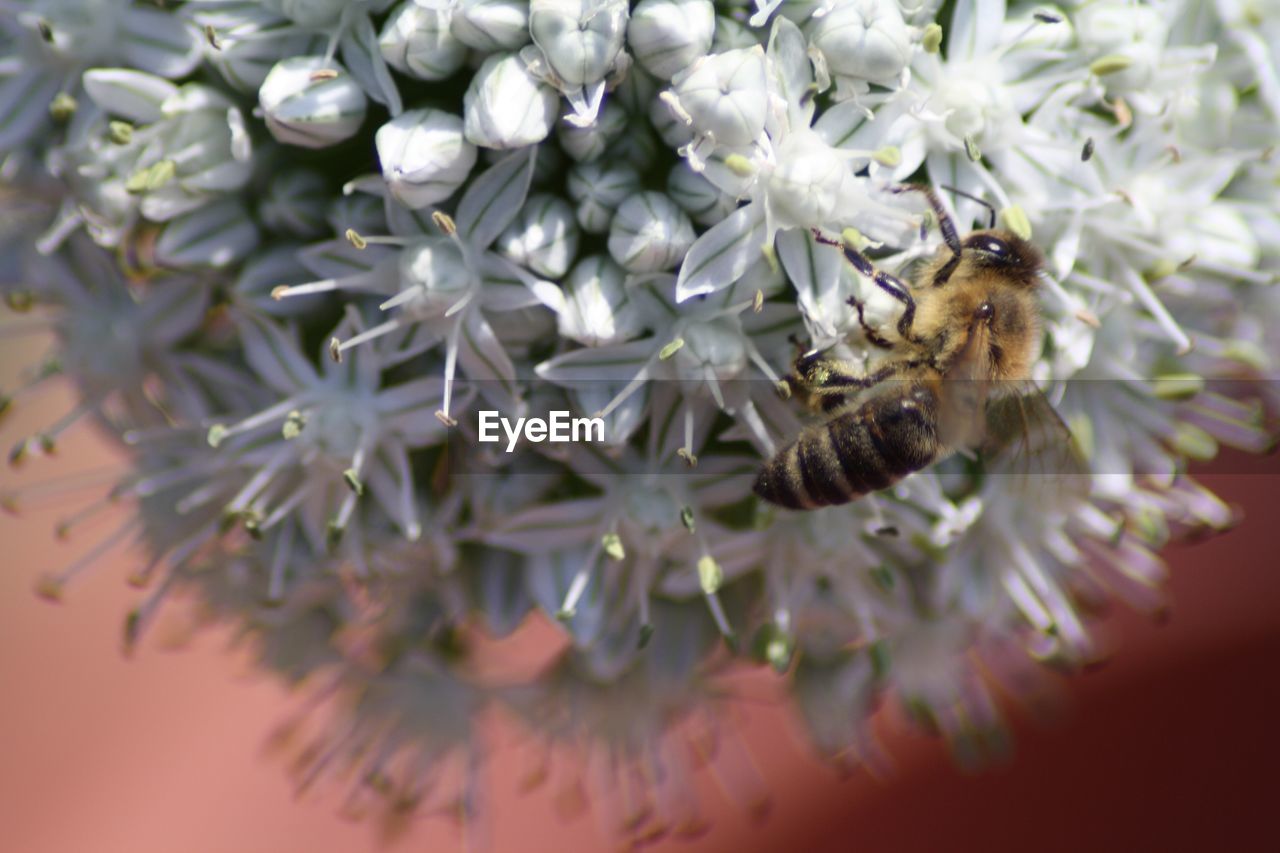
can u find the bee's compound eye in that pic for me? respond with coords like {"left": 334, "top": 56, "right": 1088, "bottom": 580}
{"left": 982, "top": 238, "right": 1009, "bottom": 256}
{"left": 975, "top": 301, "right": 994, "bottom": 321}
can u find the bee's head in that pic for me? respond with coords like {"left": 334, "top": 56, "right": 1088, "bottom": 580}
{"left": 960, "top": 229, "right": 1044, "bottom": 288}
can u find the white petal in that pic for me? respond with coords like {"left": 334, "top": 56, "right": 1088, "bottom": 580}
{"left": 674, "top": 201, "right": 767, "bottom": 301}
{"left": 455, "top": 147, "right": 536, "bottom": 249}
{"left": 82, "top": 68, "right": 180, "bottom": 124}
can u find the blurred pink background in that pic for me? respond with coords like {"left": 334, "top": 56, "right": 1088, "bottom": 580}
{"left": 3, "top": 353, "right": 1279, "bottom": 852}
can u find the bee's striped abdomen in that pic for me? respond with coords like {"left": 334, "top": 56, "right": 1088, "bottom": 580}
{"left": 754, "top": 384, "right": 943, "bottom": 510}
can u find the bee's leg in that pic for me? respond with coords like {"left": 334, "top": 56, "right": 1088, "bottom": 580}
{"left": 893, "top": 185, "right": 962, "bottom": 287}
{"left": 792, "top": 356, "right": 908, "bottom": 413}
{"left": 847, "top": 297, "right": 895, "bottom": 349}
{"left": 811, "top": 229, "right": 924, "bottom": 345}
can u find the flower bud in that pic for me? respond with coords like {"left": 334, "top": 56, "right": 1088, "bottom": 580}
{"left": 258, "top": 169, "right": 331, "bottom": 238}
{"left": 154, "top": 198, "right": 260, "bottom": 269}
{"left": 328, "top": 192, "right": 388, "bottom": 236}
{"left": 605, "top": 120, "right": 661, "bottom": 172}
{"left": 629, "top": 0, "right": 715, "bottom": 79}
{"left": 379, "top": 2, "right": 468, "bottom": 81}
{"left": 809, "top": 0, "right": 911, "bottom": 86}
{"left": 463, "top": 53, "right": 559, "bottom": 149}
{"left": 377, "top": 108, "right": 477, "bottom": 208}
{"left": 279, "top": 0, "right": 346, "bottom": 28}
{"left": 607, "top": 191, "right": 695, "bottom": 273}
{"left": 668, "top": 47, "right": 769, "bottom": 146}
{"left": 452, "top": 0, "right": 531, "bottom": 52}
{"left": 258, "top": 57, "right": 367, "bottom": 148}
{"left": 528, "top": 0, "right": 628, "bottom": 88}
{"left": 567, "top": 160, "right": 641, "bottom": 233}
{"left": 557, "top": 255, "right": 642, "bottom": 346}
{"left": 667, "top": 161, "right": 736, "bottom": 226}
{"left": 711, "top": 13, "right": 758, "bottom": 51}
{"left": 556, "top": 100, "right": 627, "bottom": 161}
{"left": 496, "top": 193, "right": 581, "bottom": 278}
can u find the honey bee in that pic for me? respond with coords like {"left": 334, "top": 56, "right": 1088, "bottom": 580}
{"left": 754, "top": 185, "right": 1080, "bottom": 510}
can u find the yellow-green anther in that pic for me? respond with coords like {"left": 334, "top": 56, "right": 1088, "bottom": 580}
{"left": 766, "top": 632, "right": 794, "bottom": 673}
{"left": 697, "top": 555, "right": 723, "bottom": 595}
{"left": 49, "top": 92, "right": 77, "bottom": 122}
{"left": 34, "top": 574, "right": 62, "bottom": 602}
{"left": 343, "top": 468, "right": 364, "bottom": 495}
{"left": 761, "top": 241, "right": 778, "bottom": 273}
{"left": 1090, "top": 54, "right": 1134, "bottom": 76}
{"left": 1068, "top": 412, "right": 1096, "bottom": 461}
{"left": 432, "top": 210, "right": 457, "bottom": 235}
{"left": 922, "top": 23, "right": 943, "bottom": 53}
{"left": 676, "top": 447, "right": 698, "bottom": 467}
{"left": 328, "top": 337, "right": 342, "bottom": 363}
{"left": 108, "top": 121, "right": 134, "bottom": 145}
{"left": 840, "top": 227, "right": 877, "bottom": 252}
{"left": 37, "top": 19, "right": 54, "bottom": 41}
{"left": 326, "top": 519, "right": 344, "bottom": 549}
{"left": 309, "top": 68, "right": 339, "bottom": 81}
{"left": 345, "top": 228, "right": 367, "bottom": 249}
{"left": 282, "top": 409, "right": 306, "bottom": 439}
{"left": 1131, "top": 505, "right": 1169, "bottom": 547}
{"left": 207, "top": 424, "right": 228, "bottom": 448}
{"left": 204, "top": 24, "right": 221, "bottom": 49}
{"left": 602, "top": 531, "right": 625, "bottom": 560}
{"left": 963, "top": 134, "right": 981, "bottom": 162}
{"left": 1223, "top": 341, "right": 1269, "bottom": 370}
{"left": 869, "top": 639, "right": 891, "bottom": 677}
{"left": 999, "top": 205, "right": 1032, "bottom": 240}
{"left": 658, "top": 337, "right": 684, "bottom": 360}
{"left": 1143, "top": 259, "right": 1179, "bottom": 281}
{"left": 271, "top": 286, "right": 289, "bottom": 301}
{"left": 37, "top": 433, "right": 54, "bottom": 453}
{"left": 125, "top": 159, "right": 176, "bottom": 194}
{"left": 4, "top": 291, "right": 33, "bottom": 312}
{"left": 122, "top": 609, "right": 141, "bottom": 652}
{"left": 680, "top": 506, "right": 696, "bottom": 533}
{"left": 724, "top": 153, "right": 755, "bottom": 177}
{"left": 910, "top": 532, "right": 948, "bottom": 562}
{"left": 1082, "top": 137, "right": 1095, "bottom": 161}
{"left": 243, "top": 510, "right": 263, "bottom": 540}
{"left": 1173, "top": 423, "right": 1217, "bottom": 461}
{"left": 637, "top": 623, "right": 655, "bottom": 648}
{"left": 869, "top": 565, "right": 894, "bottom": 591}
{"left": 1152, "top": 373, "right": 1205, "bottom": 401}
{"left": 753, "top": 289, "right": 764, "bottom": 313}
{"left": 217, "top": 508, "right": 237, "bottom": 533}
{"left": 873, "top": 145, "right": 902, "bottom": 167}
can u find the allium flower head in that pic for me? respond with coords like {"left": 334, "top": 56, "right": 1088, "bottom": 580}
{"left": 3, "top": 0, "right": 1279, "bottom": 845}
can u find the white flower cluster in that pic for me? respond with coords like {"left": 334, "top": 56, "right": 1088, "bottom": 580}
{"left": 2, "top": 0, "right": 1278, "bottom": 838}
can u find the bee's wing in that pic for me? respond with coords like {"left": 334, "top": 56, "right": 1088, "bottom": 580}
{"left": 935, "top": 324, "right": 995, "bottom": 452}
{"left": 978, "top": 383, "right": 1091, "bottom": 505}
{"left": 938, "top": 321, "right": 1089, "bottom": 504}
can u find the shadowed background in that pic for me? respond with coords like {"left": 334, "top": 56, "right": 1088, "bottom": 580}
{"left": 2, "top": 361, "right": 1278, "bottom": 852}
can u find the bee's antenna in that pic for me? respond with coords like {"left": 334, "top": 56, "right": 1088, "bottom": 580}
{"left": 940, "top": 185, "right": 997, "bottom": 229}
